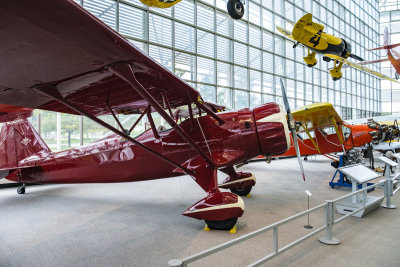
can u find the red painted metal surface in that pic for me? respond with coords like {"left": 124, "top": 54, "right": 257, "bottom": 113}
{"left": 0, "top": 0, "right": 199, "bottom": 115}
{"left": 182, "top": 192, "right": 244, "bottom": 221}
{"left": 219, "top": 172, "right": 256, "bottom": 190}
{"left": 0, "top": 0, "right": 291, "bottom": 224}
{"left": 2, "top": 103, "right": 287, "bottom": 189}
{"left": 2, "top": 103, "right": 288, "bottom": 222}
{"left": 0, "top": 119, "right": 50, "bottom": 172}
{"left": 0, "top": 104, "right": 33, "bottom": 123}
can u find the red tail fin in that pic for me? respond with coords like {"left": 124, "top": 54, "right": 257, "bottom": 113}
{"left": 0, "top": 118, "right": 50, "bottom": 172}
{"left": 368, "top": 27, "right": 400, "bottom": 51}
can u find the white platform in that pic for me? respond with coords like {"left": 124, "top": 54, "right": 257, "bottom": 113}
{"left": 336, "top": 196, "right": 384, "bottom": 217}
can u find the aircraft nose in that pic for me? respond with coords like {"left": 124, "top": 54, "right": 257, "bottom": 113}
{"left": 253, "top": 103, "right": 291, "bottom": 156}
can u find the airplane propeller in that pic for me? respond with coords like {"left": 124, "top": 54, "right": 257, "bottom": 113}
{"left": 280, "top": 78, "right": 306, "bottom": 181}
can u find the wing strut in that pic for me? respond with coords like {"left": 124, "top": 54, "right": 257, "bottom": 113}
{"left": 128, "top": 106, "right": 150, "bottom": 134}
{"left": 31, "top": 84, "right": 194, "bottom": 176}
{"left": 146, "top": 108, "right": 160, "bottom": 139}
{"left": 195, "top": 100, "right": 225, "bottom": 125}
{"left": 301, "top": 123, "right": 321, "bottom": 154}
{"left": 108, "top": 62, "right": 217, "bottom": 168}
{"left": 331, "top": 116, "right": 346, "bottom": 153}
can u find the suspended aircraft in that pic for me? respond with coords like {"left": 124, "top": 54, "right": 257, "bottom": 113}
{"left": 357, "top": 27, "right": 400, "bottom": 80}
{"left": 0, "top": 0, "right": 304, "bottom": 231}
{"left": 276, "top": 13, "right": 398, "bottom": 83}
{"left": 140, "top": 0, "right": 245, "bottom": 20}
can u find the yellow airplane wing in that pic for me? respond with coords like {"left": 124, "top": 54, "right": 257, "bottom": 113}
{"left": 276, "top": 26, "right": 295, "bottom": 41}
{"left": 139, "top": 0, "right": 182, "bottom": 8}
{"left": 292, "top": 102, "right": 343, "bottom": 132}
{"left": 325, "top": 54, "right": 400, "bottom": 83}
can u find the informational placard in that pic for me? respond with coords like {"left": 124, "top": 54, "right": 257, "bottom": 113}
{"left": 305, "top": 190, "right": 312, "bottom": 196}
{"left": 379, "top": 156, "right": 398, "bottom": 167}
{"left": 339, "top": 164, "right": 381, "bottom": 184}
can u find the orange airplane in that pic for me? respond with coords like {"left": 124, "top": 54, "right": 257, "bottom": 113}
{"left": 279, "top": 103, "right": 382, "bottom": 159}
{"left": 360, "top": 27, "right": 400, "bottom": 79}
{"left": 244, "top": 103, "right": 385, "bottom": 166}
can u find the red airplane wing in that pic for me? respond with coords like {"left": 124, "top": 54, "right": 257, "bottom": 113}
{"left": 0, "top": 0, "right": 200, "bottom": 116}
{"left": 368, "top": 43, "right": 400, "bottom": 51}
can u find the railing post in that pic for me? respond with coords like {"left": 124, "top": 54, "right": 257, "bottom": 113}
{"left": 273, "top": 227, "right": 278, "bottom": 254}
{"left": 381, "top": 164, "right": 397, "bottom": 209}
{"left": 168, "top": 259, "right": 183, "bottom": 267}
{"left": 319, "top": 201, "right": 340, "bottom": 245}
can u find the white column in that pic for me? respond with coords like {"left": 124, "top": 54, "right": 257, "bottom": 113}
{"left": 56, "top": 112, "right": 61, "bottom": 151}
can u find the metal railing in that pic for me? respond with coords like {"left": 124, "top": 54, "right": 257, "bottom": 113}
{"left": 169, "top": 170, "right": 398, "bottom": 267}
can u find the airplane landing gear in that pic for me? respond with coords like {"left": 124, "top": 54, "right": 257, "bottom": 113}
{"left": 323, "top": 56, "right": 331, "bottom": 62}
{"left": 205, "top": 217, "right": 238, "bottom": 231}
{"left": 330, "top": 60, "right": 344, "bottom": 81}
{"left": 303, "top": 50, "right": 317, "bottom": 67}
{"left": 17, "top": 183, "right": 26, "bottom": 194}
{"left": 230, "top": 186, "right": 252, "bottom": 196}
{"left": 227, "top": 0, "right": 245, "bottom": 20}
{"left": 396, "top": 72, "right": 399, "bottom": 80}
{"left": 218, "top": 167, "right": 256, "bottom": 197}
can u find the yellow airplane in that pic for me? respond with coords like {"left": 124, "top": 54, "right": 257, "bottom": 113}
{"left": 140, "top": 0, "right": 244, "bottom": 20}
{"left": 277, "top": 13, "right": 398, "bottom": 83}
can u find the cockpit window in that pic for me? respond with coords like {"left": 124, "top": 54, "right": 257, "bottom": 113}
{"left": 342, "top": 125, "right": 351, "bottom": 141}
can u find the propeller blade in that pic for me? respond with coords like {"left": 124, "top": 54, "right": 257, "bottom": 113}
{"left": 280, "top": 79, "right": 291, "bottom": 116}
{"left": 291, "top": 128, "right": 306, "bottom": 181}
{"left": 280, "top": 78, "right": 306, "bottom": 181}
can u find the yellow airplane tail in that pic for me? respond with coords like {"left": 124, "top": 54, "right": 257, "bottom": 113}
{"left": 292, "top": 13, "right": 324, "bottom": 43}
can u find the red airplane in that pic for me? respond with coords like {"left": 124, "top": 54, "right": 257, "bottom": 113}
{"left": 360, "top": 27, "right": 400, "bottom": 79}
{"left": 0, "top": 0, "right": 304, "bottom": 231}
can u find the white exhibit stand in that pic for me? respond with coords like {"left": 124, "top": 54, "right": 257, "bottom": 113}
{"left": 379, "top": 156, "right": 398, "bottom": 209}
{"left": 392, "top": 153, "right": 400, "bottom": 179}
{"left": 335, "top": 164, "right": 383, "bottom": 217}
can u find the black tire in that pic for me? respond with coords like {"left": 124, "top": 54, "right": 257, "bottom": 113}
{"left": 17, "top": 187, "right": 25, "bottom": 194}
{"left": 205, "top": 217, "right": 238, "bottom": 230}
{"left": 322, "top": 56, "right": 331, "bottom": 62}
{"left": 230, "top": 186, "right": 252, "bottom": 196}
{"left": 332, "top": 77, "right": 341, "bottom": 81}
{"left": 227, "top": 0, "right": 244, "bottom": 20}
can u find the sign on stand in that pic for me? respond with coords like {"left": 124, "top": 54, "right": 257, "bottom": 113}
{"left": 336, "top": 164, "right": 383, "bottom": 217}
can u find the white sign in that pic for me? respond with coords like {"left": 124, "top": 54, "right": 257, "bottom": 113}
{"left": 305, "top": 190, "right": 312, "bottom": 197}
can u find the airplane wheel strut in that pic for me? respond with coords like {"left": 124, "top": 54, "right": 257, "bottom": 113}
{"left": 227, "top": 0, "right": 244, "bottom": 20}
{"left": 205, "top": 217, "right": 238, "bottom": 230}
{"left": 230, "top": 186, "right": 252, "bottom": 196}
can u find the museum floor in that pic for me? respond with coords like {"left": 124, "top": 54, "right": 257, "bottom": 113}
{"left": 1, "top": 155, "right": 400, "bottom": 267}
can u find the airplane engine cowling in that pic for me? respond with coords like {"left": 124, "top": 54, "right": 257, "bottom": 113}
{"left": 253, "top": 103, "right": 291, "bottom": 156}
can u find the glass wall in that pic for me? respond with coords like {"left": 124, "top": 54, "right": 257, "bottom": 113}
{"left": 31, "top": 0, "right": 381, "bottom": 151}
{"left": 380, "top": 0, "right": 400, "bottom": 114}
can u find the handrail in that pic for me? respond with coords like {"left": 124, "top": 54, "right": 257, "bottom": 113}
{"left": 169, "top": 168, "right": 399, "bottom": 267}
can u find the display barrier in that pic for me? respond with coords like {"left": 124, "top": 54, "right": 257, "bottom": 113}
{"left": 168, "top": 166, "right": 398, "bottom": 267}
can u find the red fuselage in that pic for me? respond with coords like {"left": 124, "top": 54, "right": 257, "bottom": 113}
{"left": 5, "top": 103, "right": 290, "bottom": 188}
